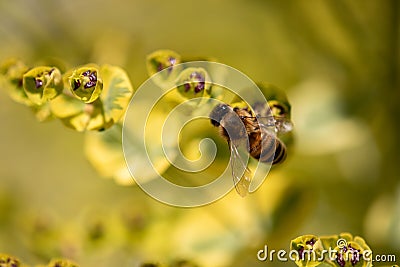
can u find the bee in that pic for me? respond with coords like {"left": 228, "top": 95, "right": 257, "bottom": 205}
{"left": 210, "top": 102, "right": 292, "bottom": 197}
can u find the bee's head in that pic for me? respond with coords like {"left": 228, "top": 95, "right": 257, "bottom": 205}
{"left": 210, "top": 104, "right": 230, "bottom": 127}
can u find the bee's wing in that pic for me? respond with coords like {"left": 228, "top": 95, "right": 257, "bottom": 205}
{"left": 229, "top": 141, "right": 252, "bottom": 197}
{"left": 256, "top": 115, "right": 293, "bottom": 135}
{"left": 252, "top": 103, "right": 293, "bottom": 135}
{"left": 272, "top": 116, "right": 294, "bottom": 134}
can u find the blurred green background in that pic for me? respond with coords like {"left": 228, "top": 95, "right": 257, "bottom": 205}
{"left": 0, "top": 0, "right": 399, "bottom": 266}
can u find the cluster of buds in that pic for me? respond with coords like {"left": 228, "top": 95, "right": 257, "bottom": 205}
{"left": 146, "top": 50, "right": 214, "bottom": 111}
{"left": 0, "top": 253, "right": 20, "bottom": 267}
{"left": 0, "top": 254, "right": 79, "bottom": 267}
{"left": 290, "top": 233, "right": 373, "bottom": 267}
{"left": 47, "top": 259, "right": 79, "bottom": 267}
{"left": 1, "top": 59, "right": 134, "bottom": 132}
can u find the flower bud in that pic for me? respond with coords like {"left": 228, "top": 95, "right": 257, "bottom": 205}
{"left": 146, "top": 49, "right": 181, "bottom": 77}
{"left": 51, "top": 64, "right": 134, "bottom": 132}
{"left": 47, "top": 259, "right": 79, "bottom": 267}
{"left": 0, "top": 253, "right": 21, "bottom": 267}
{"left": 22, "top": 66, "right": 63, "bottom": 105}
{"left": 146, "top": 50, "right": 182, "bottom": 89}
{"left": 0, "top": 58, "right": 28, "bottom": 87}
{"left": 176, "top": 67, "right": 211, "bottom": 99}
{"left": 0, "top": 58, "right": 31, "bottom": 105}
{"left": 321, "top": 233, "right": 372, "bottom": 267}
{"left": 68, "top": 65, "right": 103, "bottom": 103}
{"left": 290, "top": 235, "right": 323, "bottom": 267}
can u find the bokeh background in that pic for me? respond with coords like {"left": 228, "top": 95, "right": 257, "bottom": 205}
{"left": 0, "top": 0, "right": 399, "bottom": 266}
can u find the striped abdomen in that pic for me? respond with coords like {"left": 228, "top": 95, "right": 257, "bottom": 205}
{"left": 248, "top": 131, "right": 287, "bottom": 164}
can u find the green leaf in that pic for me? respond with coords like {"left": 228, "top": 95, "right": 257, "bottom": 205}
{"left": 50, "top": 92, "right": 87, "bottom": 118}
{"left": 84, "top": 123, "right": 133, "bottom": 185}
{"left": 23, "top": 66, "right": 63, "bottom": 105}
{"left": 99, "top": 64, "right": 135, "bottom": 125}
{"left": 31, "top": 102, "right": 54, "bottom": 122}
{"left": 50, "top": 94, "right": 108, "bottom": 132}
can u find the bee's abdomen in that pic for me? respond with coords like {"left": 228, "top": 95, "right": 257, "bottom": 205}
{"left": 272, "top": 139, "right": 287, "bottom": 164}
{"left": 249, "top": 132, "right": 274, "bottom": 163}
{"left": 249, "top": 133, "right": 287, "bottom": 164}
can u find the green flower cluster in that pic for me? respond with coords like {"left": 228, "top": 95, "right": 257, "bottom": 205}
{"left": 290, "top": 233, "right": 374, "bottom": 267}
{"left": 146, "top": 50, "right": 213, "bottom": 108}
{"left": 140, "top": 260, "right": 199, "bottom": 267}
{"left": 0, "top": 253, "right": 200, "bottom": 267}
{"left": 0, "top": 59, "right": 134, "bottom": 131}
{"left": 0, "top": 254, "right": 78, "bottom": 267}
